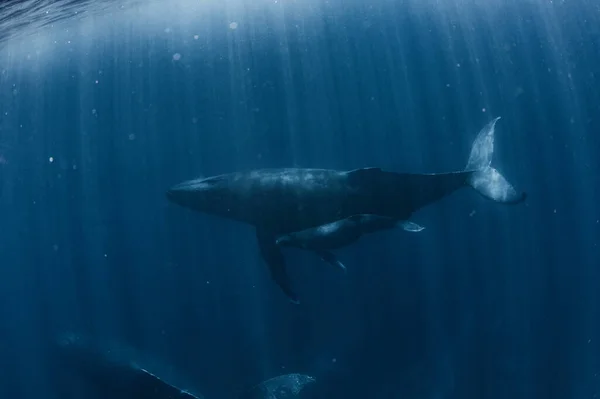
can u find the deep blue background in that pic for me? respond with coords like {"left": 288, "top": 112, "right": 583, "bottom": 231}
{"left": 0, "top": 0, "right": 599, "bottom": 398}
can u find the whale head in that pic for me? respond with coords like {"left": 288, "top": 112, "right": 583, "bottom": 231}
{"left": 166, "top": 175, "right": 230, "bottom": 213}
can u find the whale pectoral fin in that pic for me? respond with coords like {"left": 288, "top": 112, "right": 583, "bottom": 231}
{"left": 315, "top": 250, "right": 347, "bottom": 273}
{"left": 400, "top": 221, "right": 425, "bottom": 232}
{"left": 256, "top": 228, "right": 300, "bottom": 304}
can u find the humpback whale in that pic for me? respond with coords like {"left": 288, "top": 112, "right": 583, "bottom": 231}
{"left": 55, "top": 332, "right": 314, "bottom": 399}
{"left": 275, "top": 214, "right": 425, "bottom": 272}
{"left": 166, "top": 117, "right": 526, "bottom": 303}
{"left": 55, "top": 333, "right": 202, "bottom": 399}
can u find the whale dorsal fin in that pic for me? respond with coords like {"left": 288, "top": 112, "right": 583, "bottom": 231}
{"left": 347, "top": 167, "right": 383, "bottom": 182}
{"left": 348, "top": 167, "right": 382, "bottom": 174}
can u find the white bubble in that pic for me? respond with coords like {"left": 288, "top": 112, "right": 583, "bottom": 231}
{"left": 49, "top": 157, "right": 54, "bottom": 163}
{"left": 482, "top": 108, "right": 486, "bottom": 112}
{"left": 193, "top": 35, "right": 199, "bottom": 40}
{"left": 173, "top": 53, "right": 181, "bottom": 61}
{"left": 229, "top": 22, "right": 238, "bottom": 29}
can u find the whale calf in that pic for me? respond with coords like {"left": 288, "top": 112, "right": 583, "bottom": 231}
{"left": 276, "top": 214, "right": 424, "bottom": 271}
{"left": 167, "top": 117, "right": 526, "bottom": 303}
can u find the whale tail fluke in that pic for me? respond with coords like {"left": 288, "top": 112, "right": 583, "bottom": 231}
{"left": 465, "top": 117, "right": 526, "bottom": 204}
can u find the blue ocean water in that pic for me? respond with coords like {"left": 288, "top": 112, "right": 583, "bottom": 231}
{"left": 0, "top": 0, "right": 599, "bottom": 398}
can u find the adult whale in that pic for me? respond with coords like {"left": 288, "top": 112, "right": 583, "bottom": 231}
{"left": 166, "top": 117, "right": 526, "bottom": 303}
